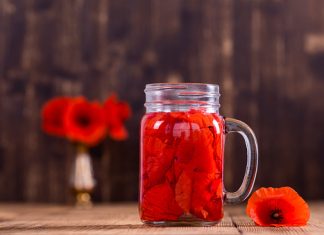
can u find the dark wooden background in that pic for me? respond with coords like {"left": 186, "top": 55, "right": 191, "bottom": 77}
{"left": 0, "top": 0, "right": 324, "bottom": 203}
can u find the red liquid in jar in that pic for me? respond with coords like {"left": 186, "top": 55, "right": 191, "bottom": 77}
{"left": 140, "top": 109, "right": 224, "bottom": 222}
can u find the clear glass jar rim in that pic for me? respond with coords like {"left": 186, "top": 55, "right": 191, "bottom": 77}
{"left": 145, "top": 83, "right": 219, "bottom": 95}
{"left": 144, "top": 83, "right": 220, "bottom": 113}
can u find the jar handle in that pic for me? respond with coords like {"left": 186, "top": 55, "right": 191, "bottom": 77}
{"left": 224, "top": 117, "right": 258, "bottom": 204}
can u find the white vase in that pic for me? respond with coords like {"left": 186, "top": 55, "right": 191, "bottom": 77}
{"left": 70, "top": 145, "right": 95, "bottom": 207}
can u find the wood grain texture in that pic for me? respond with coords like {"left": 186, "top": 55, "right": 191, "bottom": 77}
{"left": 0, "top": 203, "right": 323, "bottom": 234}
{"left": 0, "top": 0, "right": 324, "bottom": 203}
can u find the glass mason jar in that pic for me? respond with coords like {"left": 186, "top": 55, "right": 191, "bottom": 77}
{"left": 139, "top": 83, "right": 258, "bottom": 226}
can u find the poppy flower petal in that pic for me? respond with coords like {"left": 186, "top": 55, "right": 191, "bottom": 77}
{"left": 140, "top": 110, "right": 224, "bottom": 222}
{"left": 65, "top": 97, "right": 107, "bottom": 146}
{"left": 41, "top": 97, "right": 72, "bottom": 137}
{"left": 175, "top": 170, "right": 192, "bottom": 213}
{"left": 246, "top": 187, "right": 310, "bottom": 227}
{"left": 142, "top": 136, "right": 175, "bottom": 189}
{"left": 109, "top": 125, "right": 129, "bottom": 141}
{"left": 104, "top": 94, "right": 131, "bottom": 140}
{"left": 141, "top": 181, "right": 183, "bottom": 221}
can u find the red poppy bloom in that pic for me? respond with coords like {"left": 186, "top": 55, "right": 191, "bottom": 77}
{"left": 104, "top": 94, "right": 131, "bottom": 140}
{"left": 64, "top": 97, "right": 107, "bottom": 146}
{"left": 246, "top": 187, "right": 310, "bottom": 227}
{"left": 41, "top": 97, "right": 72, "bottom": 137}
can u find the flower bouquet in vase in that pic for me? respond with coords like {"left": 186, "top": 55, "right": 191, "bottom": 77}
{"left": 41, "top": 94, "right": 131, "bottom": 206}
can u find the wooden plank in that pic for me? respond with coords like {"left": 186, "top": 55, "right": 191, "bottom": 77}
{"left": 0, "top": 203, "right": 323, "bottom": 234}
{"left": 0, "top": 204, "right": 239, "bottom": 235}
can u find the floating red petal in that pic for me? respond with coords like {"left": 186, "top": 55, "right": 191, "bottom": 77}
{"left": 140, "top": 110, "right": 224, "bottom": 222}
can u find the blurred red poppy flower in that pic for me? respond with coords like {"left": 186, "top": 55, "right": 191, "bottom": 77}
{"left": 41, "top": 97, "right": 72, "bottom": 137}
{"left": 104, "top": 94, "right": 131, "bottom": 140}
{"left": 64, "top": 97, "right": 107, "bottom": 146}
{"left": 246, "top": 187, "right": 310, "bottom": 227}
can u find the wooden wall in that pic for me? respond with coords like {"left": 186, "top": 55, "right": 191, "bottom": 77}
{"left": 0, "top": 0, "right": 324, "bottom": 202}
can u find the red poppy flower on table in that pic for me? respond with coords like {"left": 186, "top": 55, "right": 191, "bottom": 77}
{"left": 246, "top": 187, "right": 310, "bottom": 227}
{"left": 41, "top": 97, "right": 72, "bottom": 137}
{"left": 104, "top": 94, "right": 131, "bottom": 140}
{"left": 64, "top": 97, "right": 107, "bottom": 146}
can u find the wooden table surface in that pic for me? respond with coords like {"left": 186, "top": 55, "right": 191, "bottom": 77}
{"left": 0, "top": 202, "right": 323, "bottom": 234}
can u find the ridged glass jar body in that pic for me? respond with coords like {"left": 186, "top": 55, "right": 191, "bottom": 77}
{"left": 140, "top": 83, "right": 224, "bottom": 226}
